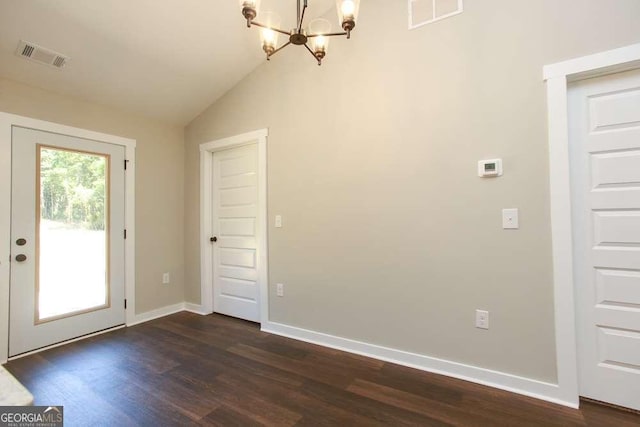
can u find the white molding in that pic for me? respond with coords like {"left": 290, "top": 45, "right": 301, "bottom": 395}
{"left": 199, "top": 145, "right": 214, "bottom": 315}
{"left": 124, "top": 143, "right": 136, "bottom": 326}
{"left": 0, "top": 112, "right": 136, "bottom": 364}
{"left": 262, "top": 321, "right": 577, "bottom": 408}
{"left": 199, "top": 129, "right": 269, "bottom": 324}
{"left": 199, "top": 129, "right": 268, "bottom": 153}
{"left": 546, "top": 77, "right": 580, "bottom": 405}
{"left": 0, "top": 117, "right": 11, "bottom": 365}
{"left": 544, "top": 42, "right": 640, "bottom": 81}
{"left": 127, "top": 302, "right": 186, "bottom": 327}
{"left": 184, "top": 302, "right": 209, "bottom": 315}
{"left": 256, "top": 137, "right": 269, "bottom": 325}
{"left": 544, "top": 43, "right": 640, "bottom": 407}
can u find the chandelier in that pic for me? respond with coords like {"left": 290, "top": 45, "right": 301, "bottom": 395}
{"left": 239, "top": 0, "right": 361, "bottom": 65}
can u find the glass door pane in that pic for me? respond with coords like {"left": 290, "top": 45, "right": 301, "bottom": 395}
{"left": 37, "top": 145, "right": 110, "bottom": 322}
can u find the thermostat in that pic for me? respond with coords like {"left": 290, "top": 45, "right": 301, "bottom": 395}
{"left": 478, "top": 159, "right": 503, "bottom": 177}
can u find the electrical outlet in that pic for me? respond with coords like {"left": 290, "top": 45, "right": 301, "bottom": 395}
{"left": 162, "top": 273, "right": 170, "bottom": 284}
{"left": 276, "top": 283, "right": 284, "bottom": 297}
{"left": 475, "top": 310, "right": 489, "bottom": 329}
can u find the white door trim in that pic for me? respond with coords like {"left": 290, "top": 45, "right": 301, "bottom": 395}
{"left": 199, "top": 129, "right": 269, "bottom": 324}
{"left": 543, "top": 42, "right": 640, "bottom": 407}
{"left": 0, "top": 112, "right": 136, "bottom": 364}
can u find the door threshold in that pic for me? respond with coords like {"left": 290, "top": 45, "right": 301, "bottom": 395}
{"left": 581, "top": 397, "right": 640, "bottom": 415}
{"left": 7, "top": 324, "right": 125, "bottom": 361}
{"left": 212, "top": 311, "right": 260, "bottom": 326}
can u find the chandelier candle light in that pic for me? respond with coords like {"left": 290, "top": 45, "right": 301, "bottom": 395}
{"left": 239, "top": 0, "right": 360, "bottom": 65}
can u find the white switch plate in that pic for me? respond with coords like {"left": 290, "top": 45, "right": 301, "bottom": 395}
{"left": 502, "top": 208, "right": 519, "bottom": 229}
{"left": 275, "top": 215, "right": 282, "bottom": 228}
{"left": 476, "top": 310, "right": 489, "bottom": 329}
{"left": 276, "top": 283, "right": 284, "bottom": 297}
{"left": 162, "top": 273, "right": 170, "bottom": 284}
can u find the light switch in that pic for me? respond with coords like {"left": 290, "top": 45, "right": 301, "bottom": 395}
{"left": 502, "top": 208, "right": 519, "bottom": 229}
{"left": 275, "top": 215, "right": 282, "bottom": 228}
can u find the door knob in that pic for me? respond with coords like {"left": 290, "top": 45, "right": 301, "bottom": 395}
{"left": 210, "top": 236, "right": 217, "bottom": 242}
{"left": 15, "top": 254, "right": 27, "bottom": 262}
{"left": 16, "top": 238, "right": 27, "bottom": 246}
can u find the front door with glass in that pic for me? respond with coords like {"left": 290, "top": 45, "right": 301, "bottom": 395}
{"left": 9, "top": 127, "right": 126, "bottom": 357}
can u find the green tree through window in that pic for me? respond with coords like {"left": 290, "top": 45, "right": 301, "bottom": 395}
{"left": 40, "top": 148, "right": 107, "bottom": 231}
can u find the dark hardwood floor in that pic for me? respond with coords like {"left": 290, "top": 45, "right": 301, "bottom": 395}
{"left": 5, "top": 312, "right": 640, "bottom": 426}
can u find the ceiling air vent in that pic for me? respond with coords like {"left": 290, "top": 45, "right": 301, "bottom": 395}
{"left": 15, "top": 40, "right": 69, "bottom": 69}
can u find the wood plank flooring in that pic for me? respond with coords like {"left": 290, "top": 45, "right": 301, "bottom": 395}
{"left": 5, "top": 312, "right": 640, "bottom": 426}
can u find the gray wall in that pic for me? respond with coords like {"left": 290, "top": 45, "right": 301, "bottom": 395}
{"left": 0, "top": 78, "right": 185, "bottom": 314}
{"left": 185, "top": 0, "right": 640, "bottom": 382}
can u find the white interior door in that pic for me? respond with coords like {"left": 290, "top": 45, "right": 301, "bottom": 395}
{"left": 212, "top": 144, "right": 260, "bottom": 322}
{"left": 9, "top": 127, "right": 125, "bottom": 356}
{"left": 569, "top": 69, "right": 640, "bottom": 411}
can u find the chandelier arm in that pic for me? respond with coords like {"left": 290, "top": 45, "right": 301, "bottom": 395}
{"left": 297, "top": 0, "right": 308, "bottom": 33}
{"left": 267, "top": 41, "right": 292, "bottom": 59}
{"left": 251, "top": 21, "right": 291, "bottom": 37}
{"left": 304, "top": 43, "right": 322, "bottom": 66}
{"left": 307, "top": 32, "right": 349, "bottom": 38}
{"left": 304, "top": 43, "right": 318, "bottom": 60}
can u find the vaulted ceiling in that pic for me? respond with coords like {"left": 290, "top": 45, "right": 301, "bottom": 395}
{"left": 0, "top": 0, "right": 334, "bottom": 125}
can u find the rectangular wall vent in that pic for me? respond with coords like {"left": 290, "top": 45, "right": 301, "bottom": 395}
{"left": 409, "top": 0, "right": 463, "bottom": 30}
{"left": 15, "top": 40, "right": 69, "bottom": 69}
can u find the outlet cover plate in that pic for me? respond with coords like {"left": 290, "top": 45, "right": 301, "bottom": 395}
{"left": 476, "top": 309, "right": 489, "bottom": 329}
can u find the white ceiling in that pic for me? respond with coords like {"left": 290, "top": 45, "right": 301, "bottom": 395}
{"left": 0, "top": 0, "right": 335, "bottom": 125}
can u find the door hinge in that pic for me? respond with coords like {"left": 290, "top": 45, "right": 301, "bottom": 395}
{"left": 124, "top": 159, "right": 129, "bottom": 170}
{"left": 124, "top": 229, "right": 127, "bottom": 239}
{"left": 124, "top": 299, "right": 127, "bottom": 309}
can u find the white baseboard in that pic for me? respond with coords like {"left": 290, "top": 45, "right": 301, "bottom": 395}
{"left": 184, "top": 302, "right": 211, "bottom": 315}
{"left": 127, "top": 302, "right": 210, "bottom": 327}
{"left": 261, "top": 321, "right": 579, "bottom": 409}
{"left": 127, "top": 302, "right": 186, "bottom": 326}
{"left": 111, "top": 304, "right": 579, "bottom": 409}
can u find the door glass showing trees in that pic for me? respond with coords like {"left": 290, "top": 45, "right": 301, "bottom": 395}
{"left": 36, "top": 145, "right": 111, "bottom": 323}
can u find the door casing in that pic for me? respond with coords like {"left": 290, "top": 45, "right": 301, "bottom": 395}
{"left": 544, "top": 42, "right": 640, "bottom": 407}
{"left": 0, "top": 113, "right": 136, "bottom": 363}
{"left": 199, "top": 129, "right": 269, "bottom": 324}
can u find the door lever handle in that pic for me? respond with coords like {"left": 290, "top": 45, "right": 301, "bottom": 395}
{"left": 15, "top": 254, "right": 27, "bottom": 262}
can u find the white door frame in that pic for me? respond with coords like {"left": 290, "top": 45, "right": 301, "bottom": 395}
{"left": 0, "top": 112, "right": 136, "bottom": 363}
{"left": 544, "top": 42, "right": 640, "bottom": 407}
{"left": 199, "top": 129, "right": 269, "bottom": 324}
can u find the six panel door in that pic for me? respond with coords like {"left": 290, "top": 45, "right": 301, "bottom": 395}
{"left": 212, "top": 144, "right": 261, "bottom": 322}
{"left": 569, "top": 69, "right": 640, "bottom": 411}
